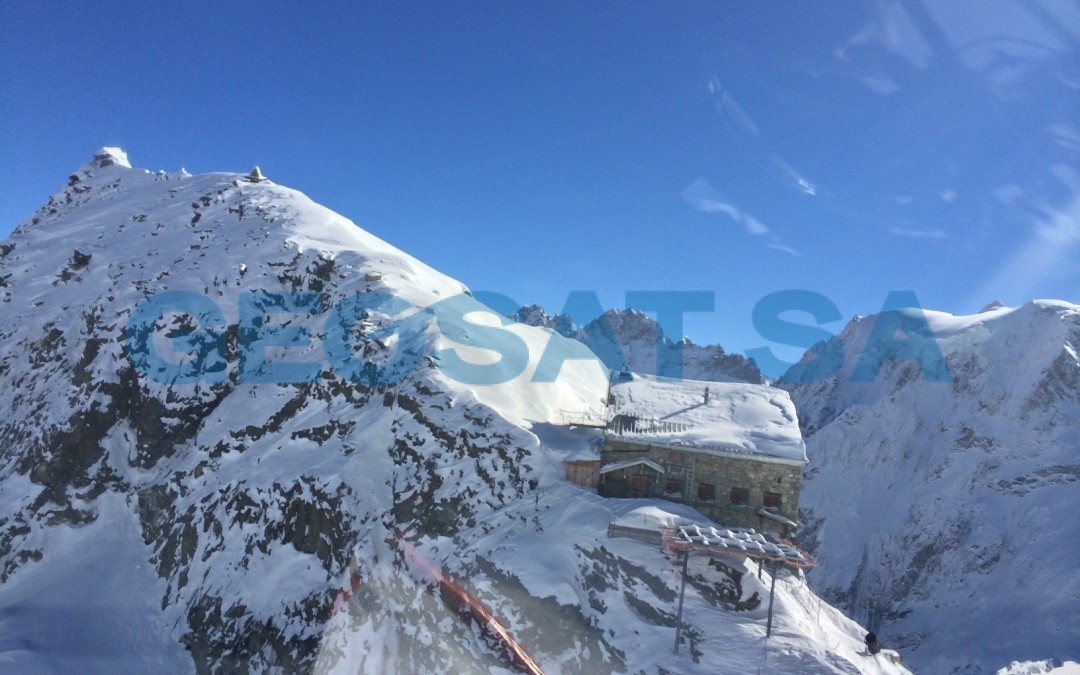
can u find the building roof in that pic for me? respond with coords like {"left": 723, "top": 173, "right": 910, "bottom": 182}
{"left": 599, "top": 457, "right": 666, "bottom": 475}
{"left": 667, "top": 524, "right": 814, "bottom": 568}
{"left": 606, "top": 373, "right": 807, "bottom": 463}
{"left": 757, "top": 507, "right": 800, "bottom": 529}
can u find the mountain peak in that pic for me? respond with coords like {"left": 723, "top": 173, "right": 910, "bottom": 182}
{"left": 787, "top": 298, "right": 1080, "bottom": 672}
{"left": 91, "top": 146, "right": 131, "bottom": 169}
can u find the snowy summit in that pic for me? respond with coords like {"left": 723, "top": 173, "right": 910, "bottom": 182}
{"left": 91, "top": 146, "right": 131, "bottom": 168}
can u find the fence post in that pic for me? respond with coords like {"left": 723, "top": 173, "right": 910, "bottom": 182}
{"left": 673, "top": 551, "right": 690, "bottom": 654}
{"left": 766, "top": 561, "right": 778, "bottom": 638}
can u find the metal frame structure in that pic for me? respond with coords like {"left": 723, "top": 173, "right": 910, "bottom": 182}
{"left": 661, "top": 526, "right": 816, "bottom": 654}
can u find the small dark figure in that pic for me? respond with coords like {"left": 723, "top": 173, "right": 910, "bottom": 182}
{"left": 865, "top": 631, "right": 881, "bottom": 655}
{"left": 704, "top": 386, "right": 710, "bottom": 404}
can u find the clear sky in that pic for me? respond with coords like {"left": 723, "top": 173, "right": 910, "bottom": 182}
{"left": 2, "top": 2, "right": 1078, "bottom": 374}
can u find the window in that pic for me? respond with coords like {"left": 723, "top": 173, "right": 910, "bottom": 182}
{"left": 664, "top": 478, "right": 682, "bottom": 495}
{"left": 668, "top": 451, "right": 683, "bottom": 465}
{"left": 697, "top": 482, "right": 716, "bottom": 502}
{"left": 730, "top": 487, "right": 749, "bottom": 505}
{"left": 763, "top": 491, "right": 782, "bottom": 509}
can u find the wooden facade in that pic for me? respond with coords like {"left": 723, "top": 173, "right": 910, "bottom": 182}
{"left": 564, "top": 459, "right": 601, "bottom": 490}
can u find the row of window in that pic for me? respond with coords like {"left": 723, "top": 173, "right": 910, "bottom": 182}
{"left": 663, "top": 479, "right": 781, "bottom": 509}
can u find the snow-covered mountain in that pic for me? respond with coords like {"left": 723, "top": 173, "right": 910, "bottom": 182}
{"left": 785, "top": 302, "right": 1080, "bottom": 673}
{"left": 0, "top": 149, "right": 903, "bottom": 673}
{"left": 512, "top": 305, "right": 764, "bottom": 384}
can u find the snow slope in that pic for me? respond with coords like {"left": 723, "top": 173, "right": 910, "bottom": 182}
{"left": 0, "top": 149, "right": 902, "bottom": 673}
{"left": 785, "top": 302, "right": 1080, "bottom": 673}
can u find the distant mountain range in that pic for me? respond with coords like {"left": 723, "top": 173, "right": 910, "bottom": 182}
{"left": 784, "top": 300, "right": 1080, "bottom": 673}
{"left": 511, "top": 304, "right": 765, "bottom": 384}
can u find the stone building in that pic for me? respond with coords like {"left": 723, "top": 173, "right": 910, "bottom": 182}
{"left": 596, "top": 373, "right": 807, "bottom": 534}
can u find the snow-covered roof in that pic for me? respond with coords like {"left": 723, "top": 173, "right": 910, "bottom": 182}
{"left": 607, "top": 373, "right": 807, "bottom": 463}
{"left": 669, "top": 524, "right": 813, "bottom": 568}
{"left": 757, "top": 507, "right": 799, "bottom": 529}
{"left": 599, "top": 457, "right": 665, "bottom": 475}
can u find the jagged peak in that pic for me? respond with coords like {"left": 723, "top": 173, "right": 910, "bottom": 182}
{"left": 63, "top": 147, "right": 134, "bottom": 190}
{"left": 979, "top": 300, "right": 1006, "bottom": 313}
{"left": 512, "top": 304, "right": 553, "bottom": 324}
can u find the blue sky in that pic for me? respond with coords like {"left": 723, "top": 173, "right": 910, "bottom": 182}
{"left": 2, "top": 2, "right": 1078, "bottom": 374}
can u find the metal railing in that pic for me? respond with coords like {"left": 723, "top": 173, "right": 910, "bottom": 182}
{"left": 607, "top": 415, "right": 691, "bottom": 436}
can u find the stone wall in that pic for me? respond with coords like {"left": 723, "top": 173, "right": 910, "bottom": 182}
{"left": 599, "top": 438, "right": 802, "bottom": 533}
